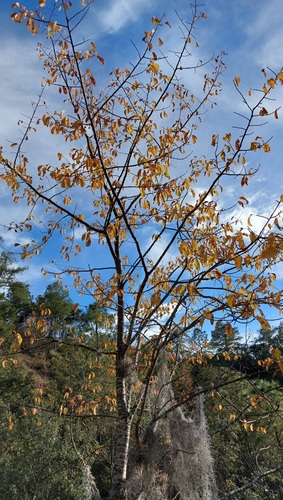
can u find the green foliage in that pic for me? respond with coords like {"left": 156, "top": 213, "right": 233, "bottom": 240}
{"left": 0, "top": 237, "right": 26, "bottom": 288}
{"left": 186, "top": 358, "right": 283, "bottom": 499}
{"left": 210, "top": 322, "right": 241, "bottom": 352}
{"left": 36, "top": 282, "right": 74, "bottom": 338}
{"left": 0, "top": 242, "right": 283, "bottom": 498}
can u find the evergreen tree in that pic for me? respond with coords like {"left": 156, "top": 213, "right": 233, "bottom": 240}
{"left": 210, "top": 322, "right": 241, "bottom": 353}
{"left": 36, "top": 282, "right": 74, "bottom": 338}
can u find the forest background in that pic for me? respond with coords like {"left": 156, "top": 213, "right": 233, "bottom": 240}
{"left": 0, "top": 1, "right": 283, "bottom": 499}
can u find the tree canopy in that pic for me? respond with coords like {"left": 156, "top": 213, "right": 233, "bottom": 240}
{"left": 1, "top": 1, "right": 283, "bottom": 498}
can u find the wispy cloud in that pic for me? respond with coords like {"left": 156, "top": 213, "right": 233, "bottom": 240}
{"left": 240, "top": 0, "right": 283, "bottom": 68}
{"left": 1, "top": 0, "right": 283, "bottom": 303}
{"left": 93, "top": 0, "right": 159, "bottom": 34}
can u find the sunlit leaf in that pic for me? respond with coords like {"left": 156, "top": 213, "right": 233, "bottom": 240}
{"left": 225, "top": 324, "right": 233, "bottom": 337}
{"left": 267, "top": 77, "right": 276, "bottom": 89}
{"left": 256, "top": 316, "right": 270, "bottom": 331}
{"left": 234, "top": 76, "right": 241, "bottom": 86}
{"left": 262, "top": 143, "right": 271, "bottom": 153}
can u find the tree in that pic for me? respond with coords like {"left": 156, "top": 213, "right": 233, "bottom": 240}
{"left": 36, "top": 281, "right": 74, "bottom": 338}
{"left": 210, "top": 322, "right": 241, "bottom": 353}
{"left": 0, "top": 237, "right": 26, "bottom": 289}
{"left": 1, "top": 1, "right": 283, "bottom": 498}
{"left": 0, "top": 239, "right": 32, "bottom": 347}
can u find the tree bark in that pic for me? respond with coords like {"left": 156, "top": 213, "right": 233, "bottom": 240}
{"left": 111, "top": 352, "right": 131, "bottom": 500}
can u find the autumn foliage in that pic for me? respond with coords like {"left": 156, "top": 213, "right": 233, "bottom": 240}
{"left": 1, "top": 1, "right": 283, "bottom": 498}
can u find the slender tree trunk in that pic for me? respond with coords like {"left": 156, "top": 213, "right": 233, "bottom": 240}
{"left": 111, "top": 414, "right": 131, "bottom": 499}
{"left": 112, "top": 353, "right": 132, "bottom": 500}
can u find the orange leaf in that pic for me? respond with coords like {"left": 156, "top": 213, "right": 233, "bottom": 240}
{"left": 225, "top": 324, "right": 233, "bottom": 337}
{"left": 241, "top": 175, "right": 248, "bottom": 186}
{"left": 211, "top": 134, "right": 217, "bottom": 147}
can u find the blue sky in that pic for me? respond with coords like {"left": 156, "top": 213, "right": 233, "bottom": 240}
{"left": 0, "top": 0, "right": 283, "bottom": 329}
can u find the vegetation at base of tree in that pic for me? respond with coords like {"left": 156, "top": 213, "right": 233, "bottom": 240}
{"left": 1, "top": 1, "right": 283, "bottom": 498}
{"left": 0, "top": 244, "right": 282, "bottom": 498}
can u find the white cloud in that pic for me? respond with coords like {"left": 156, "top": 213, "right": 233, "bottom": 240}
{"left": 0, "top": 36, "right": 43, "bottom": 141}
{"left": 240, "top": 0, "right": 283, "bottom": 67}
{"left": 94, "top": 0, "right": 158, "bottom": 34}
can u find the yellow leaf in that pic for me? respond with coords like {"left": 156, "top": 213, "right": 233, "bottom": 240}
{"left": 262, "top": 143, "right": 270, "bottom": 153}
{"left": 227, "top": 295, "right": 235, "bottom": 308}
{"left": 151, "top": 292, "right": 160, "bottom": 306}
{"left": 179, "top": 241, "right": 190, "bottom": 256}
{"left": 148, "top": 62, "right": 159, "bottom": 74}
{"left": 158, "top": 37, "right": 163, "bottom": 46}
{"left": 193, "top": 258, "right": 200, "bottom": 270}
{"left": 267, "top": 78, "right": 276, "bottom": 89}
{"left": 223, "top": 133, "right": 231, "bottom": 142}
{"left": 85, "top": 232, "right": 91, "bottom": 247}
{"left": 280, "top": 195, "right": 283, "bottom": 203}
{"left": 262, "top": 84, "right": 269, "bottom": 94}
{"left": 191, "top": 134, "right": 197, "bottom": 144}
{"left": 256, "top": 316, "right": 270, "bottom": 330}
{"left": 234, "top": 76, "right": 241, "bottom": 86}
{"left": 247, "top": 215, "right": 253, "bottom": 227}
{"left": 213, "top": 269, "right": 222, "bottom": 279}
{"left": 249, "top": 231, "right": 257, "bottom": 243}
{"left": 234, "top": 255, "right": 242, "bottom": 269}
{"left": 225, "top": 323, "right": 233, "bottom": 337}
{"left": 152, "top": 16, "right": 160, "bottom": 25}
{"left": 49, "top": 21, "right": 61, "bottom": 33}
{"left": 211, "top": 134, "right": 217, "bottom": 147}
{"left": 141, "top": 199, "right": 150, "bottom": 209}
{"left": 273, "top": 347, "right": 281, "bottom": 360}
